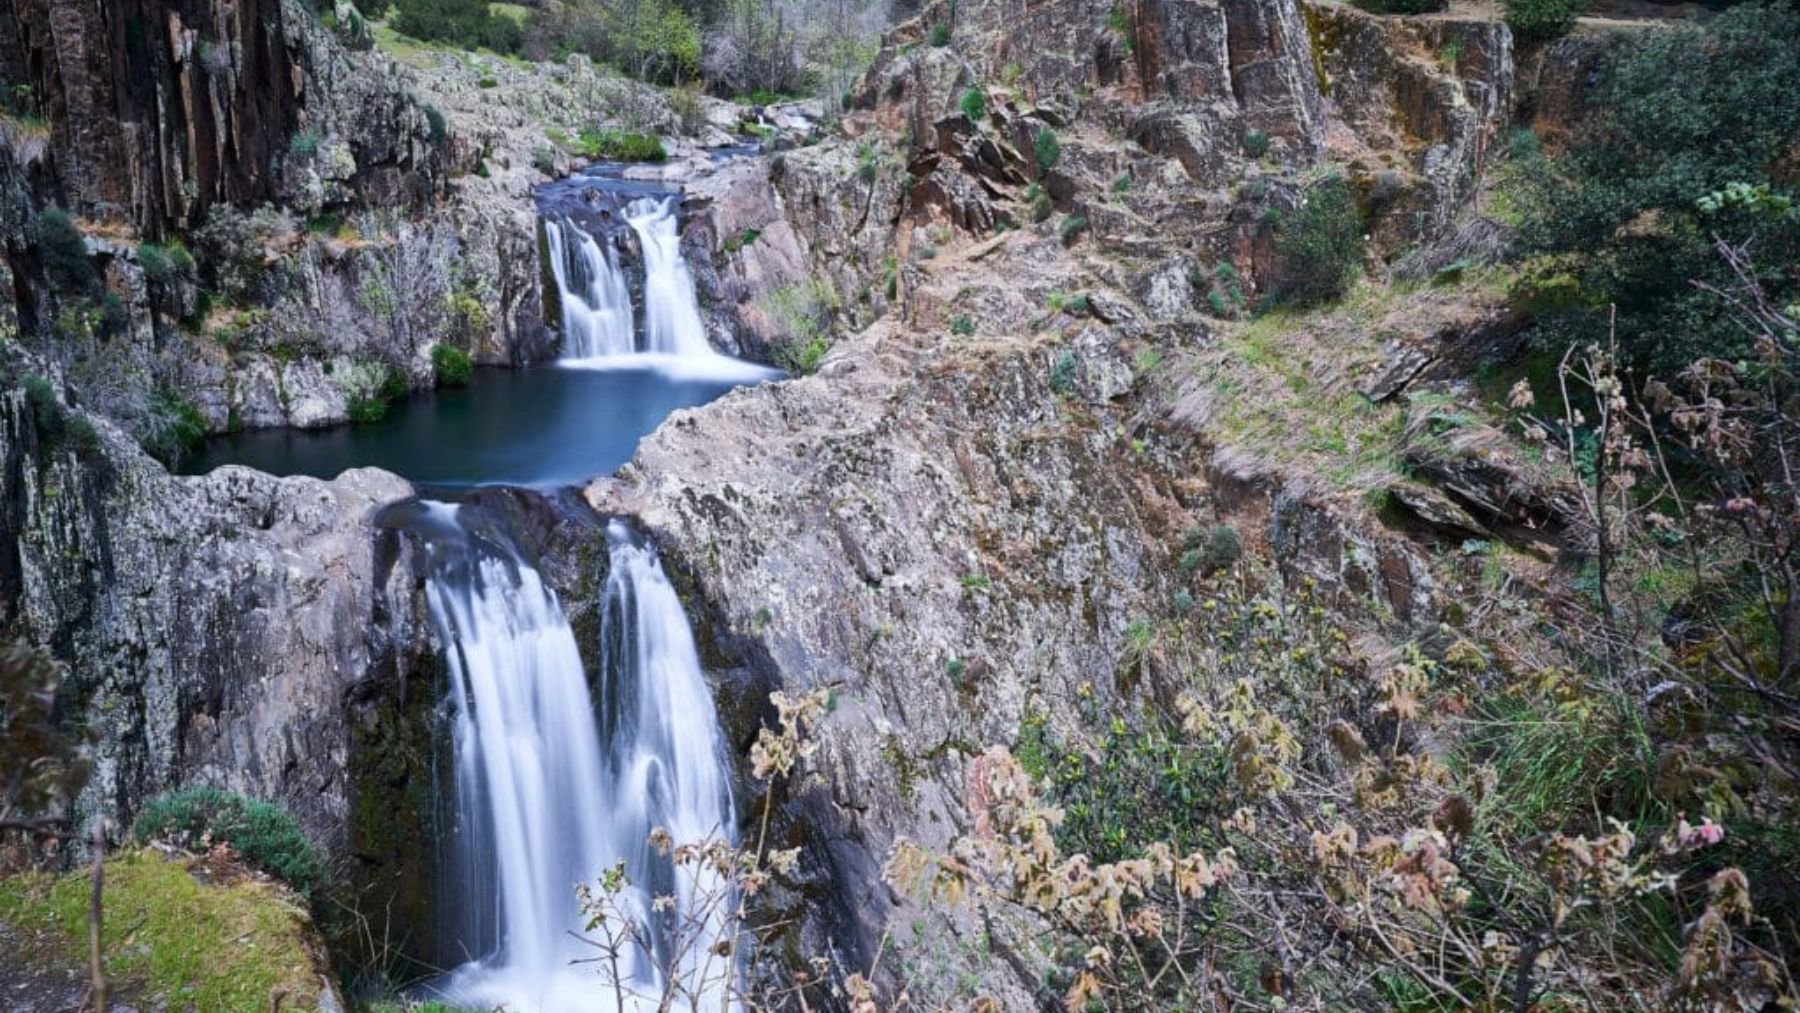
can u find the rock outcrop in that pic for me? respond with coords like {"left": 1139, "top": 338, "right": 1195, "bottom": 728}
{"left": 0, "top": 0, "right": 444, "bottom": 236}
{"left": 0, "top": 356, "right": 429, "bottom": 854}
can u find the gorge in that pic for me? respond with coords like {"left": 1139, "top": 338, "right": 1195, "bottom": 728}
{"left": 2, "top": 0, "right": 1798, "bottom": 1009}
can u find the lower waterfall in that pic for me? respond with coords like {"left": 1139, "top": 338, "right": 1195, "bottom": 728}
{"left": 416, "top": 503, "right": 737, "bottom": 1011}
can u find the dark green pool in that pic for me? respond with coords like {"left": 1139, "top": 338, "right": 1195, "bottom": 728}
{"left": 180, "top": 358, "right": 775, "bottom": 488}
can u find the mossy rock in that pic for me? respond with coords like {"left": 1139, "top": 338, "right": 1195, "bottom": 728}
{"left": 0, "top": 848, "right": 342, "bottom": 1011}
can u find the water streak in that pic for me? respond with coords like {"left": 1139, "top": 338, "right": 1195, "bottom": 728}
{"left": 546, "top": 217, "right": 636, "bottom": 359}
{"left": 420, "top": 505, "right": 736, "bottom": 1011}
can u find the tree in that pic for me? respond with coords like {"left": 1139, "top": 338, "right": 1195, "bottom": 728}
{"left": 1514, "top": 4, "right": 1800, "bottom": 373}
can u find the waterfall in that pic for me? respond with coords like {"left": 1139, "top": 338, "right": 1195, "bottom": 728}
{"left": 545, "top": 218, "right": 637, "bottom": 359}
{"left": 623, "top": 197, "right": 716, "bottom": 359}
{"left": 417, "top": 503, "right": 737, "bottom": 1012}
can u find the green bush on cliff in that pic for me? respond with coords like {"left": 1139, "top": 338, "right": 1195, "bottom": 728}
{"left": 432, "top": 343, "right": 474, "bottom": 386}
{"left": 137, "top": 389, "right": 208, "bottom": 464}
{"left": 1270, "top": 173, "right": 1364, "bottom": 307}
{"left": 1503, "top": 0, "right": 1583, "bottom": 42}
{"left": 32, "top": 208, "right": 92, "bottom": 292}
{"left": 959, "top": 87, "right": 987, "bottom": 124}
{"left": 133, "top": 786, "right": 323, "bottom": 897}
{"left": 1033, "top": 127, "right": 1062, "bottom": 174}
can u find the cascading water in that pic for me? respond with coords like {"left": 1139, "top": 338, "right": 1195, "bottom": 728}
{"left": 545, "top": 217, "right": 637, "bottom": 359}
{"left": 414, "top": 503, "right": 737, "bottom": 1011}
{"left": 623, "top": 197, "right": 716, "bottom": 360}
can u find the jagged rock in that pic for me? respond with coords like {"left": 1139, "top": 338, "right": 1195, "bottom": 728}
{"left": 1401, "top": 400, "right": 1585, "bottom": 540}
{"left": 0, "top": 0, "right": 444, "bottom": 235}
{"left": 0, "top": 364, "right": 429, "bottom": 855}
{"left": 1360, "top": 339, "right": 1433, "bottom": 402}
{"left": 585, "top": 321, "right": 1198, "bottom": 1001}
{"left": 1388, "top": 479, "right": 1493, "bottom": 539}
{"left": 1304, "top": 3, "right": 1514, "bottom": 248}
{"left": 1135, "top": 257, "right": 1201, "bottom": 321}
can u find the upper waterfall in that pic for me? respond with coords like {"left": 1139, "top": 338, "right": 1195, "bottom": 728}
{"left": 623, "top": 196, "right": 716, "bottom": 359}
{"left": 546, "top": 217, "right": 637, "bottom": 359}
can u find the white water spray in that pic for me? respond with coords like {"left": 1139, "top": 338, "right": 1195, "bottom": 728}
{"left": 623, "top": 197, "right": 716, "bottom": 360}
{"left": 546, "top": 217, "right": 637, "bottom": 359}
{"left": 422, "top": 505, "right": 736, "bottom": 1012}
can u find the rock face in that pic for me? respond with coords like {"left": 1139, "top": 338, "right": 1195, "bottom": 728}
{"left": 0, "top": 0, "right": 444, "bottom": 236}
{"left": 0, "top": 358, "right": 430, "bottom": 854}
{"left": 587, "top": 323, "right": 1195, "bottom": 995}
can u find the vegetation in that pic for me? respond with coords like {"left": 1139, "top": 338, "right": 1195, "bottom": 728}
{"left": 0, "top": 850, "right": 331, "bottom": 1010}
{"left": 136, "top": 241, "right": 195, "bottom": 285}
{"left": 337, "top": 361, "right": 411, "bottom": 424}
{"left": 137, "top": 389, "right": 208, "bottom": 464}
{"left": 958, "top": 86, "right": 986, "bottom": 124}
{"left": 1033, "top": 127, "right": 1062, "bottom": 174}
{"left": 389, "top": 0, "right": 523, "bottom": 53}
{"left": 1504, "top": 0, "right": 1583, "bottom": 42}
{"left": 1512, "top": 4, "right": 1800, "bottom": 373}
{"left": 1059, "top": 213, "right": 1088, "bottom": 245}
{"left": 762, "top": 277, "right": 839, "bottom": 374}
{"left": 133, "top": 786, "right": 323, "bottom": 896}
{"left": 431, "top": 343, "right": 474, "bottom": 386}
{"left": 1271, "top": 173, "right": 1365, "bottom": 307}
{"left": 1241, "top": 127, "right": 1269, "bottom": 159}
{"left": 563, "top": 128, "right": 669, "bottom": 162}
{"left": 32, "top": 208, "right": 91, "bottom": 292}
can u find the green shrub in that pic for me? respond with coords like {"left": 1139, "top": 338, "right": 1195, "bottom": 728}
{"left": 929, "top": 20, "right": 951, "bottom": 46}
{"left": 1033, "top": 127, "right": 1062, "bottom": 174}
{"left": 136, "top": 242, "right": 192, "bottom": 284}
{"left": 1111, "top": 173, "right": 1132, "bottom": 194}
{"left": 774, "top": 336, "right": 830, "bottom": 375}
{"left": 949, "top": 314, "right": 975, "bottom": 336}
{"left": 138, "top": 389, "right": 209, "bottom": 463}
{"left": 391, "top": 0, "right": 520, "bottom": 52}
{"left": 424, "top": 105, "right": 448, "bottom": 146}
{"left": 723, "top": 228, "right": 761, "bottom": 254}
{"left": 431, "top": 344, "right": 473, "bottom": 386}
{"left": 478, "top": 75, "right": 499, "bottom": 89}
{"left": 959, "top": 87, "right": 987, "bottom": 124}
{"left": 338, "top": 362, "right": 408, "bottom": 424}
{"left": 289, "top": 129, "right": 320, "bottom": 159}
{"left": 32, "top": 208, "right": 91, "bottom": 291}
{"left": 856, "top": 141, "right": 878, "bottom": 183}
{"left": 1180, "top": 523, "right": 1242, "bottom": 575}
{"left": 577, "top": 129, "right": 667, "bottom": 162}
{"left": 1049, "top": 350, "right": 1078, "bottom": 393}
{"left": 1059, "top": 214, "right": 1088, "bottom": 245}
{"left": 1513, "top": 5, "right": 1800, "bottom": 372}
{"left": 133, "top": 786, "right": 322, "bottom": 897}
{"left": 21, "top": 374, "right": 65, "bottom": 447}
{"left": 1503, "top": 0, "right": 1583, "bottom": 42}
{"left": 1271, "top": 173, "right": 1364, "bottom": 307}
{"left": 1242, "top": 128, "right": 1270, "bottom": 159}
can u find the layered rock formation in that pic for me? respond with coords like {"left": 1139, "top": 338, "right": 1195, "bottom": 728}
{"left": 0, "top": 356, "right": 430, "bottom": 849}
{"left": 0, "top": 0, "right": 443, "bottom": 235}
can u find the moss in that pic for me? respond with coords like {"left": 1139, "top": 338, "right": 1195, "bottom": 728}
{"left": 337, "top": 648, "right": 451, "bottom": 979}
{"left": 0, "top": 850, "right": 330, "bottom": 1011}
{"left": 1302, "top": 4, "right": 1338, "bottom": 96}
